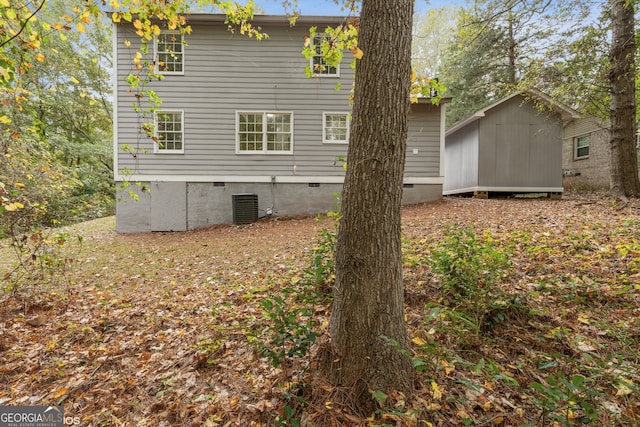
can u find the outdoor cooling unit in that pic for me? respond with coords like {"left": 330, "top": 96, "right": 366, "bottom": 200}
{"left": 232, "top": 193, "right": 258, "bottom": 225}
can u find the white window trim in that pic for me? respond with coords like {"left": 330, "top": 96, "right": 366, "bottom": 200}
{"left": 154, "top": 110, "right": 185, "bottom": 154}
{"left": 311, "top": 33, "right": 340, "bottom": 78}
{"left": 574, "top": 134, "right": 590, "bottom": 160}
{"left": 236, "top": 111, "right": 294, "bottom": 155}
{"left": 154, "top": 31, "right": 185, "bottom": 75}
{"left": 322, "top": 112, "right": 350, "bottom": 144}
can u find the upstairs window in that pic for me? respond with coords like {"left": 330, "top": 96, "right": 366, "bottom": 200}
{"left": 155, "top": 31, "right": 184, "bottom": 74}
{"left": 237, "top": 112, "right": 293, "bottom": 154}
{"left": 311, "top": 34, "right": 339, "bottom": 77}
{"left": 574, "top": 134, "right": 590, "bottom": 159}
{"left": 323, "top": 112, "right": 350, "bottom": 144}
{"left": 154, "top": 111, "right": 184, "bottom": 153}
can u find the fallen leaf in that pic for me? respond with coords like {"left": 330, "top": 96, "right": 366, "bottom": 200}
{"left": 25, "top": 314, "right": 47, "bottom": 327}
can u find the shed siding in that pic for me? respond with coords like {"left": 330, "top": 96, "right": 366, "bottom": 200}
{"left": 477, "top": 96, "right": 563, "bottom": 189}
{"left": 444, "top": 122, "right": 479, "bottom": 192}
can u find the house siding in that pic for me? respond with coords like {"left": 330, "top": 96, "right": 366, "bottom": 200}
{"left": 115, "top": 20, "right": 353, "bottom": 178}
{"left": 114, "top": 16, "right": 444, "bottom": 232}
{"left": 562, "top": 116, "right": 611, "bottom": 190}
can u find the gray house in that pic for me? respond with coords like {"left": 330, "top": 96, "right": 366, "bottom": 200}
{"left": 562, "top": 116, "right": 611, "bottom": 190}
{"left": 113, "top": 14, "right": 448, "bottom": 232}
{"left": 444, "top": 90, "right": 580, "bottom": 198}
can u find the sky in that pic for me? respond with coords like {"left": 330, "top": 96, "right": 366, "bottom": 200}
{"left": 253, "top": 0, "right": 461, "bottom": 16}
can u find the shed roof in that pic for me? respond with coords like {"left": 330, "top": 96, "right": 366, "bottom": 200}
{"left": 445, "top": 89, "right": 580, "bottom": 137}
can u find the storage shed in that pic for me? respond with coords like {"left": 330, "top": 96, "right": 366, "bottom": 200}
{"left": 444, "top": 90, "right": 580, "bottom": 198}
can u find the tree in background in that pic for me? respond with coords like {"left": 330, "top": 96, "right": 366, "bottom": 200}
{"left": 1, "top": 0, "right": 113, "bottom": 230}
{"left": 439, "top": 0, "right": 584, "bottom": 126}
{"left": 608, "top": 0, "right": 640, "bottom": 198}
{"left": 412, "top": 6, "right": 459, "bottom": 79}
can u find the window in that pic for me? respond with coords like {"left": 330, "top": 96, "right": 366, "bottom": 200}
{"left": 323, "top": 112, "right": 350, "bottom": 144}
{"left": 237, "top": 112, "right": 293, "bottom": 154}
{"left": 311, "top": 34, "right": 339, "bottom": 77}
{"left": 574, "top": 134, "right": 590, "bottom": 159}
{"left": 155, "top": 111, "right": 184, "bottom": 153}
{"left": 155, "top": 31, "right": 184, "bottom": 74}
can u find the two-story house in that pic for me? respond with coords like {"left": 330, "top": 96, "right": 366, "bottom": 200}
{"left": 113, "top": 14, "right": 448, "bottom": 232}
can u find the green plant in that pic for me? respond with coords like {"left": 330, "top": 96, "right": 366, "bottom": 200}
{"left": 305, "top": 198, "right": 340, "bottom": 295}
{"left": 258, "top": 290, "right": 318, "bottom": 370}
{"left": 428, "top": 226, "right": 511, "bottom": 337}
{"left": 529, "top": 371, "right": 601, "bottom": 426}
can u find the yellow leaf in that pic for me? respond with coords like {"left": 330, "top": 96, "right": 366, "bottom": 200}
{"left": 52, "top": 387, "right": 68, "bottom": 399}
{"left": 124, "top": 39, "right": 131, "bottom": 47}
{"left": 351, "top": 47, "right": 364, "bottom": 59}
{"left": 59, "top": 33, "right": 67, "bottom": 41}
{"left": 36, "top": 53, "right": 45, "bottom": 62}
{"left": 0, "top": 115, "right": 11, "bottom": 124}
{"left": 15, "top": 183, "right": 25, "bottom": 189}
{"left": 133, "top": 19, "right": 143, "bottom": 30}
{"left": 112, "top": 12, "right": 121, "bottom": 23}
{"left": 431, "top": 381, "right": 442, "bottom": 400}
{"left": 342, "top": 162, "right": 347, "bottom": 170}
{"left": 412, "top": 336, "right": 427, "bottom": 346}
{"left": 456, "top": 409, "right": 470, "bottom": 419}
{"left": 425, "top": 403, "right": 441, "bottom": 411}
{"left": 5, "top": 203, "right": 18, "bottom": 212}
{"left": 70, "top": 77, "right": 80, "bottom": 85}
{"left": 577, "top": 315, "right": 590, "bottom": 325}
{"left": 76, "top": 22, "right": 86, "bottom": 33}
{"left": 82, "top": 16, "right": 91, "bottom": 24}
{"left": 14, "top": 202, "right": 24, "bottom": 209}
{"left": 411, "top": 68, "right": 416, "bottom": 82}
{"left": 325, "top": 401, "right": 332, "bottom": 409}
{"left": 0, "top": 0, "right": 9, "bottom": 7}
{"left": 615, "top": 377, "right": 634, "bottom": 396}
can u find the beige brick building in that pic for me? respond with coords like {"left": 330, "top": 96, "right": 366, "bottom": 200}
{"left": 562, "top": 116, "right": 611, "bottom": 191}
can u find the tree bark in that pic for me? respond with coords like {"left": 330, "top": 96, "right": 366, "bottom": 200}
{"left": 608, "top": 0, "right": 640, "bottom": 198}
{"left": 318, "top": 0, "right": 413, "bottom": 416}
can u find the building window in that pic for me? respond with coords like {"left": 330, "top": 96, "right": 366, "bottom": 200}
{"left": 311, "top": 34, "right": 339, "bottom": 77}
{"left": 323, "top": 112, "right": 350, "bottom": 144}
{"left": 574, "top": 134, "right": 590, "bottom": 159}
{"left": 237, "top": 112, "right": 293, "bottom": 154}
{"left": 155, "top": 31, "right": 184, "bottom": 74}
{"left": 155, "top": 111, "right": 184, "bottom": 153}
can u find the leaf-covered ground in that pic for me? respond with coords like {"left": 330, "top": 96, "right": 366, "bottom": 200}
{"left": 1, "top": 193, "right": 639, "bottom": 426}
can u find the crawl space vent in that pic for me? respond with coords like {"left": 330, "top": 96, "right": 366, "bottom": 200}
{"left": 232, "top": 194, "right": 258, "bottom": 225}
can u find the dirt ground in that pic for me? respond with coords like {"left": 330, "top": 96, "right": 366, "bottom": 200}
{"left": 1, "top": 193, "right": 639, "bottom": 426}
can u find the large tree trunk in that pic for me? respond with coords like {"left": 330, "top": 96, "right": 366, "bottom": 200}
{"left": 318, "top": 0, "right": 413, "bottom": 416}
{"left": 609, "top": 0, "right": 640, "bottom": 198}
